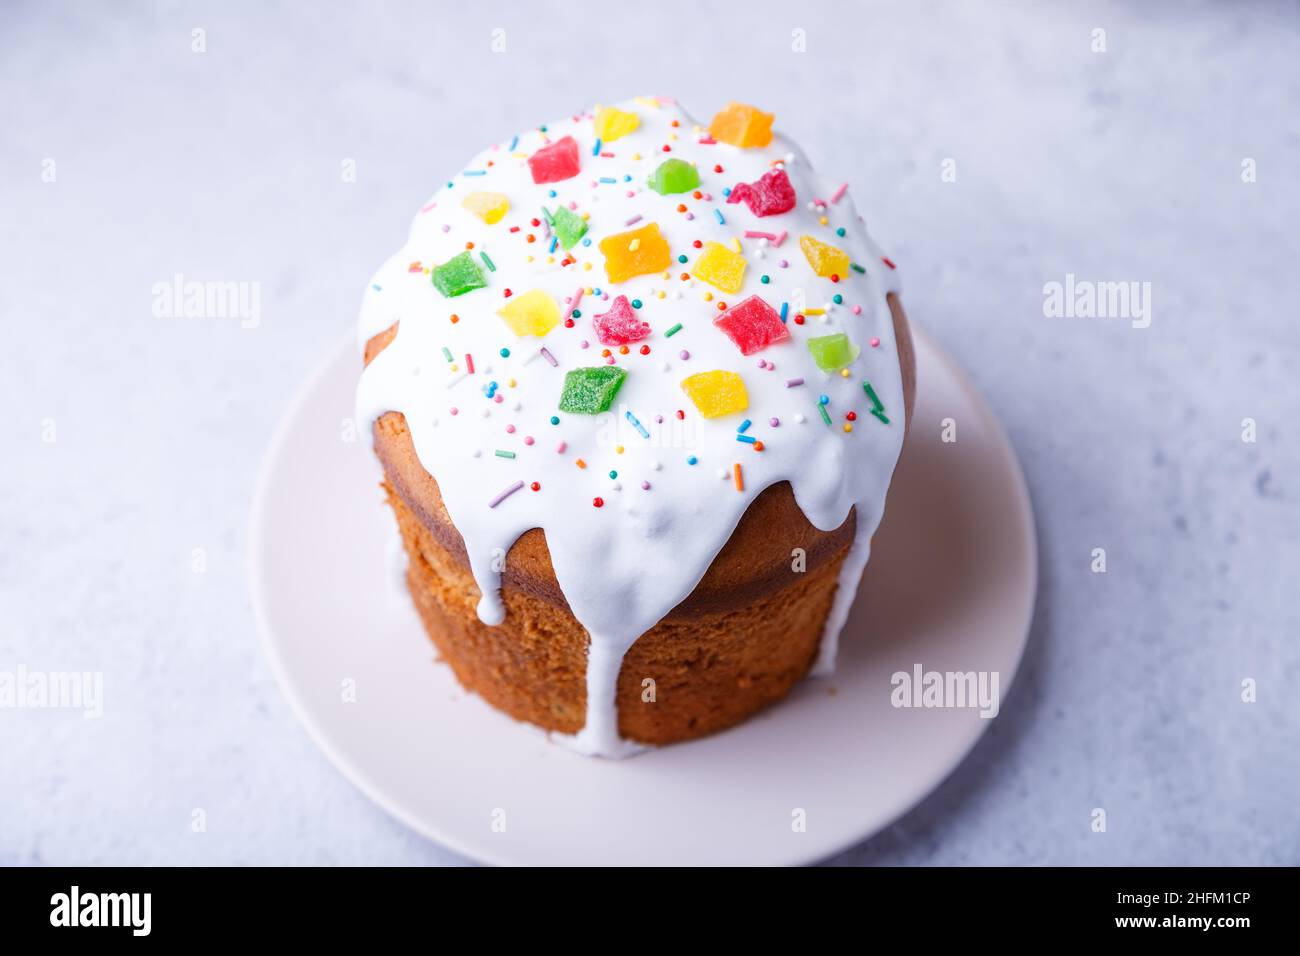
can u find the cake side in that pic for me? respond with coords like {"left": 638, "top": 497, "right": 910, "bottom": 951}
{"left": 388, "top": 473, "right": 847, "bottom": 744}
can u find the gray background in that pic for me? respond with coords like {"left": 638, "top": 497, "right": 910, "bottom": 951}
{"left": 2, "top": 0, "right": 1297, "bottom": 865}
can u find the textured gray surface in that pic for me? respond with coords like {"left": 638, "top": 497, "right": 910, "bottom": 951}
{"left": 1, "top": 0, "right": 1297, "bottom": 865}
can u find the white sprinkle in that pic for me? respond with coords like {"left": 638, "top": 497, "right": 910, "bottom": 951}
{"left": 652, "top": 461, "right": 662, "bottom": 471}
{"left": 794, "top": 413, "right": 806, "bottom": 423}
{"left": 717, "top": 468, "right": 728, "bottom": 479}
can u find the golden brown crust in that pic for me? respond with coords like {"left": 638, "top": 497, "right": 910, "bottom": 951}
{"left": 390, "top": 478, "right": 846, "bottom": 743}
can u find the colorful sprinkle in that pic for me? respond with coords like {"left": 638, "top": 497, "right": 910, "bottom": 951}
{"left": 625, "top": 410, "right": 650, "bottom": 439}
{"left": 488, "top": 481, "right": 525, "bottom": 508}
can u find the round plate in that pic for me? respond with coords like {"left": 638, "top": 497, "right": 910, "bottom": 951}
{"left": 251, "top": 326, "right": 1036, "bottom": 866}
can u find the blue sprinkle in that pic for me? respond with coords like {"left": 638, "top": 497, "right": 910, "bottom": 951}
{"left": 687, "top": 455, "right": 698, "bottom": 466}
{"left": 548, "top": 189, "right": 557, "bottom": 198}
{"left": 736, "top": 434, "right": 757, "bottom": 444}
{"left": 737, "top": 419, "right": 752, "bottom": 434}
{"left": 549, "top": 236, "right": 558, "bottom": 253}
{"left": 625, "top": 410, "right": 650, "bottom": 439}
{"left": 623, "top": 174, "right": 632, "bottom": 182}
{"left": 582, "top": 237, "right": 592, "bottom": 246}
{"left": 371, "top": 283, "right": 382, "bottom": 292}
{"left": 819, "top": 394, "right": 830, "bottom": 406}
{"left": 599, "top": 177, "right": 617, "bottom": 184}
{"left": 509, "top": 135, "right": 519, "bottom": 151}
{"left": 722, "top": 187, "right": 731, "bottom": 197}
{"left": 780, "top": 301, "right": 789, "bottom": 323}
{"left": 462, "top": 169, "right": 487, "bottom": 176}
{"left": 592, "top": 138, "right": 602, "bottom": 156}
{"left": 713, "top": 208, "right": 725, "bottom": 225}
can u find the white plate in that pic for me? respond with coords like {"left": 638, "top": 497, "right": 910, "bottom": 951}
{"left": 251, "top": 326, "right": 1036, "bottom": 866}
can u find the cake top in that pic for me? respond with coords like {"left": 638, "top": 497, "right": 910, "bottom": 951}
{"left": 357, "top": 96, "right": 906, "bottom": 755}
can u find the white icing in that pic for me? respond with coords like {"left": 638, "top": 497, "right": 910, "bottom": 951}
{"left": 356, "top": 97, "right": 905, "bottom": 757}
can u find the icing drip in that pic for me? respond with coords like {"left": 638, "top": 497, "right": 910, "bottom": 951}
{"left": 356, "top": 97, "right": 905, "bottom": 757}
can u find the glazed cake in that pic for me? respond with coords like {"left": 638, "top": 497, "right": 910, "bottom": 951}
{"left": 357, "top": 97, "right": 915, "bottom": 757}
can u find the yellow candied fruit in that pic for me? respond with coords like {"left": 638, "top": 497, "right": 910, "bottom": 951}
{"left": 599, "top": 222, "right": 672, "bottom": 283}
{"left": 681, "top": 370, "right": 749, "bottom": 419}
{"left": 799, "top": 235, "right": 850, "bottom": 278}
{"left": 594, "top": 106, "right": 639, "bottom": 142}
{"left": 708, "top": 102, "right": 775, "bottom": 148}
{"left": 496, "top": 289, "right": 560, "bottom": 337}
{"left": 461, "top": 191, "right": 510, "bottom": 225}
{"left": 692, "top": 241, "right": 747, "bottom": 294}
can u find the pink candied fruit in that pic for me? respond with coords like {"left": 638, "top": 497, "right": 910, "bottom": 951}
{"left": 527, "top": 136, "right": 581, "bottom": 184}
{"left": 725, "top": 167, "right": 797, "bottom": 217}
{"left": 592, "top": 295, "right": 651, "bottom": 346}
{"left": 713, "top": 294, "right": 790, "bottom": 355}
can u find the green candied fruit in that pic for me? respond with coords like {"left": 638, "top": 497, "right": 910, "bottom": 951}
{"left": 431, "top": 251, "right": 487, "bottom": 298}
{"left": 806, "top": 332, "right": 860, "bottom": 371}
{"left": 647, "top": 158, "right": 701, "bottom": 195}
{"left": 550, "top": 205, "right": 588, "bottom": 250}
{"left": 558, "top": 366, "right": 628, "bottom": 414}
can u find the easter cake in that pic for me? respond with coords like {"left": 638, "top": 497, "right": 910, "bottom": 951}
{"left": 357, "top": 97, "right": 915, "bottom": 757}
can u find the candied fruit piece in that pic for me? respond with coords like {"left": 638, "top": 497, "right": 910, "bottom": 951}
{"left": 681, "top": 370, "right": 749, "bottom": 419}
{"left": 497, "top": 288, "right": 561, "bottom": 337}
{"left": 594, "top": 106, "right": 639, "bottom": 142}
{"left": 550, "top": 205, "right": 588, "bottom": 249}
{"left": 592, "top": 295, "right": 651, "bottom": 346}
{"left": 431, "top": 251, "right": 487, "bottom": 298}
{"left": 527, "top": 135, "right": 581, "bottom": 184}
{"left": 708, "top": 102, "right": 775, "bottom": 148}
{"left": 692, "top": 241, "right": 746, "bottom": 293}
{"left": 558, "top": 366, "right": 628, "bottom": 414}
{"left": 714, "top": 294, "right": 790, "bottom": 355}
{"left": 462, "top": 191, "right": 510, "bottom": 224}
{"left": 647, "top": 158, "right": 701, "bottom": 195}
{"left": 807, "top": 332, "right": 860, "bottom": 371}
{"left": 726, "top": 168, "right": 796, "bottom": 217}
{"left": 599, "top": 222, "right": 672, "bottom": 283}
{"left": 799, "top": 235, "right": 851, "bottom": 278}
